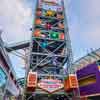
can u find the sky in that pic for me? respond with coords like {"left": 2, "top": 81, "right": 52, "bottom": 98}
{"left": 0, "top": 0, "right": 100, "bottom": 78}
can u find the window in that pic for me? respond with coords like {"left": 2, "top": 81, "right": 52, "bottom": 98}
{"left": 78, "top": 74, "right": 96, "bottom": 87}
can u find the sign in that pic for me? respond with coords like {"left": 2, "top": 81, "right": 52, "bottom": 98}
{"left": 0, "top": 67, "right": 7, "bottom": 87}
{"left": 38, "top": 79, "right": 64, "bottom": 93}
{"left": 64, "top": 74, "right": 78, "bottom": 92}
{"left": 38, "top": 0, "right": 63, "bottom": 11}
{"left": 27, "top": 71, "right": 37, "bottom": 88}
{"left": 42, "top": 0, "right": 62, "bottom": 5}
{"left": 69, "top": 74, "right": 78, "bottom": 88}
{"left": 42, "top": 3, "right": 63, "bottom": 12}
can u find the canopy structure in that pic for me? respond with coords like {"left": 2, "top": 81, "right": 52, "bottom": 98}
{"left": 72, "top": 48, "right": 100, "bottom": 72}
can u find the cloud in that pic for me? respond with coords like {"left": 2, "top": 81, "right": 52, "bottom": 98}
{"left": 79, "top": 0, "right": 100, "bottom": 19}
{"left": 78, "top": 0, "right": 100, "bottom": 48}
{"left": 81, "top": 25, "right": 100, "bottom": 48}
{"left": 0, "top": 0, "right": 34, "bottom": 78}
{"left": 0, "top": 0, "right": 100, "bottom": 75}
{"left": 0, "top": 0, "right": 32, "bottom": 43}
{"left": 67, "top": 0, "right": 100, "bottom": 59}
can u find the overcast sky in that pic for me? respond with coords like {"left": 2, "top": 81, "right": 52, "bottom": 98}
{"left": 0, "top": 0, "right": 100, "bottom": 78}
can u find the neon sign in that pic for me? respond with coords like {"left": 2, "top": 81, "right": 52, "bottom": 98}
{"left": 38, "top": 79, "right": 64, "bottom": 93}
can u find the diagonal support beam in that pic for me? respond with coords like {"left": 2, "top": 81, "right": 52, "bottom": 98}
{"left": 32, "top": 42, "right": 65, "bottom": 71}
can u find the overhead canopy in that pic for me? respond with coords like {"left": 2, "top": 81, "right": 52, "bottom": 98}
{"left": 72, "top": 48, "right": 100, "bottom": 71}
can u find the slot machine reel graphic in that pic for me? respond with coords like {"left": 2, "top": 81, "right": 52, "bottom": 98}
{"left": 35, "top": 19, "right": 42, "bottom": 25}
{"left": 58, "top": 22, "right": 64, "bottom": 29}
{"left": 34, "top": 29, "right": 41, "bottom": 37}
{"left": 59, "top": 33, "right": 64, "bottom": 40}
{"left": 40, "top": 40, "right": 48, "bottom": 48}
{"left": 50, "top": 31, "right": 59, "bottom": 39}
{"left": 36, "top": 8, "right": 42, "bottom": 16}
{"left": 45, "top": 9, "right": 56, "bottom": 17}
{"left": 45, "top": 22, "right": 52, "bottom": 30}
{"left": 57, "top": 13, "right": 64, "bottom": 19}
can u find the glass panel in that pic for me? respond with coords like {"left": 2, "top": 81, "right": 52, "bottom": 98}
{"left": 0, "top": 67, "right": 7, "bottom": 87}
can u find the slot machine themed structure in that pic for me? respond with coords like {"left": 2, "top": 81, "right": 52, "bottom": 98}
{"left": 25, "top": 0, "right": 73, "bottom": 99}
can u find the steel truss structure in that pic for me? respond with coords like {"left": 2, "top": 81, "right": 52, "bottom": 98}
{"left": 24, "top": 0, "right": 73, "bottom": 99}
{"left": 29, "top": 0, "right": 72, "bottom": 76}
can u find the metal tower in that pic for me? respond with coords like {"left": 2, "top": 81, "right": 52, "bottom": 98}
{"left": 25, "top": 0, "right": 73, "bottom": 99}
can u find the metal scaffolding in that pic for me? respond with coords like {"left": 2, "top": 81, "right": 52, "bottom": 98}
{"left": 24, "top": 0, "right": 73, "bottom": 99}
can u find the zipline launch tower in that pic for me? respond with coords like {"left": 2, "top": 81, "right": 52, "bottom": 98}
{"left": 25, "top": 0, "right": 73, "bottom": 99}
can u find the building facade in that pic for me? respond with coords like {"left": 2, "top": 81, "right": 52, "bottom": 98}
{"left": 0, "top": 35, "right": 20, "bottom": 99}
